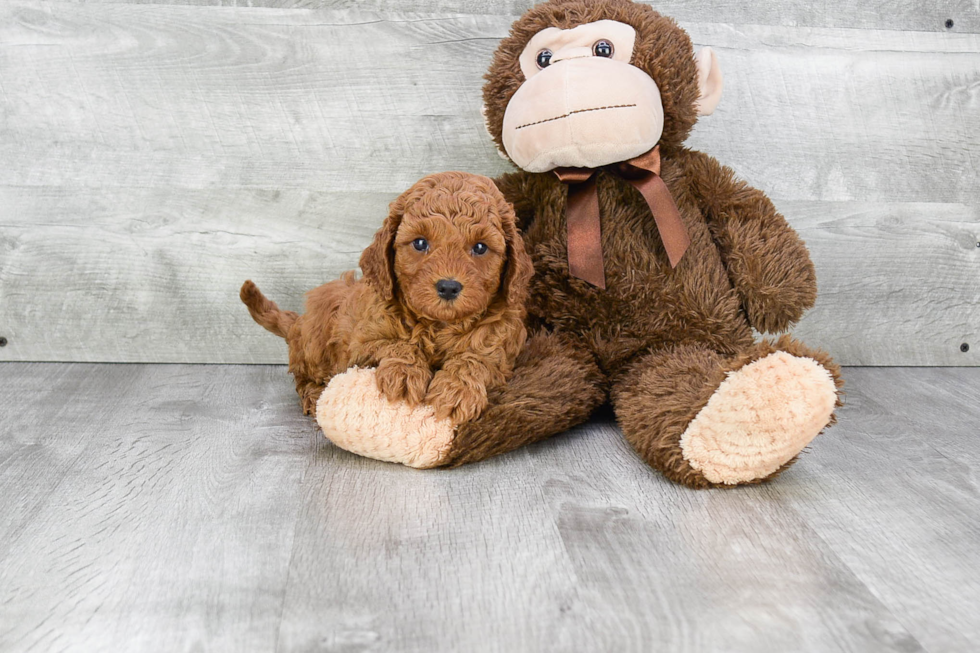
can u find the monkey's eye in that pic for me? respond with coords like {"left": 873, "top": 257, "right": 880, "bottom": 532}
{"left": 471, "top": 242, "right": 489, "bottom": 256}
{"left": 593, "top": 40, "right": 614, "bottom": 58}
{"left": 535, "top": 49, "right": 553, "bottom": 69}
{"left": 412, "top": 238, "right": 429, "bottom": 252}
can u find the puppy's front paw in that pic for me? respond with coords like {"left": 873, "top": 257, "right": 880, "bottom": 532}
{"left": 425, "top": 371, "right": 489, "bottom": 425}
{"left": 375, "top": 359, "right": 433, "bottom": 406}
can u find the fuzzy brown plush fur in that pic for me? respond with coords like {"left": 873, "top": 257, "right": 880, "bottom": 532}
{"left": 242, "top": 172, "right": 532, "bottom": 424}
{"left": 441, "top": 0, "right": 844, "bottom": 485}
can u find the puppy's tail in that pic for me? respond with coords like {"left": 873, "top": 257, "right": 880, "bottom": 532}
{"left": 240, "top": 280, "right": 298, "bottom": 339}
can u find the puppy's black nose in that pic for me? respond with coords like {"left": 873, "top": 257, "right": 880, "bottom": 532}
{"left": 436, "top": 279, "right": 463, "bottom": 301}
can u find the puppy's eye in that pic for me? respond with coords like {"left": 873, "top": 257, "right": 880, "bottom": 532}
{"left": 471, "top": 242, "right": 489, "bottom": 256}
{"left": 536, "top": 49, "right": 553, "bottom": 69}
{"left": 593, "top": 40, "right": 614, "bottom": 58}
{"left": 412, "top": 238, "right": 428, "bottom": 252}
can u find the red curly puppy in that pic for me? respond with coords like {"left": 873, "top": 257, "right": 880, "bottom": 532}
{"left": 241, "top": 172, "right": 533, "bottom": 424}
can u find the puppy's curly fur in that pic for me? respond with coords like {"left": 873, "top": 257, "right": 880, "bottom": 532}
{"left": 241, "top": 172, "right": 533, "bottom": 424}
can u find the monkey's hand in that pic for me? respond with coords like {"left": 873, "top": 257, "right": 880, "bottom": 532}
{"left": 682, "top": 149, "right": 817, "bottom": 334}
{"left": 726, "top": 232, "right": 818, "bottom": 334}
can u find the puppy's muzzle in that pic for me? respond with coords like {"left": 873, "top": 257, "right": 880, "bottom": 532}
{"left": 436, "top": 279, "right": 463, "bottom": 301}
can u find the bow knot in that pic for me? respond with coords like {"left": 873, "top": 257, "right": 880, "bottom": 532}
{"left": 554, "top": 145, "right": 690, "bottom": 289}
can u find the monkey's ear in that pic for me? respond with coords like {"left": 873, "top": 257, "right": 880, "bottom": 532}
{"left": 359, "top": 196, "right": 404, "bottom": 302}
{"left": 695, "top": 47, "right": 724, "bottom": 116}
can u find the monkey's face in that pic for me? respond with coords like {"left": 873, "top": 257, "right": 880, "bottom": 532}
{"left": 484, "top": 1, "right": 723, "bottom": 174}
{"left": 502, "top": 19, "right": 664, "bottom": 172}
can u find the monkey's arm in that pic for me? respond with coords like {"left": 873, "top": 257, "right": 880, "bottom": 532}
{"left": 680, "top": 149, "right": 817, "bottom": 334}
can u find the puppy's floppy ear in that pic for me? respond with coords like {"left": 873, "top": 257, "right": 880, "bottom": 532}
{"left": 360, "top": 193, "right": 406, "bottom": 302}
{"left": 497, "top": 194, "right": 534, "bottom": 306}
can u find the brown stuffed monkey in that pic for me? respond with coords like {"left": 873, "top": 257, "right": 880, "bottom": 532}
{"left": 316, "top": 0, "right": 843, "bottom": 488}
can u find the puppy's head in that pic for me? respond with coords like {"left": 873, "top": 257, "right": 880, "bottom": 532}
{"left": 360, "top": 172, "right": 532, "bottom": 323}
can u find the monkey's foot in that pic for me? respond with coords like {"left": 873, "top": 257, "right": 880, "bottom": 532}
{"left": 315, "top": 367, "right": 454, "bottom": 469}
{"left": 679, "top": 351, "right": 838, "bottom": 485}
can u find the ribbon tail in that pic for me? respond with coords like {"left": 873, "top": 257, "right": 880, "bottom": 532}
{"left": 564, "top": 176, "right": 606, "bottom": 289}
{"left": 628, "top": 174, "right": 690, "bottom": 269}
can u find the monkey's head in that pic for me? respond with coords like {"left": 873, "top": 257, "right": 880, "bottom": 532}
{"left": 482, "top": 0, "right": 722, "bottom": 173}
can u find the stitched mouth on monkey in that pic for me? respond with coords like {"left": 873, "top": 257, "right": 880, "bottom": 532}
{"left": 514, "top": 102, "right": 639, "bottom": 131}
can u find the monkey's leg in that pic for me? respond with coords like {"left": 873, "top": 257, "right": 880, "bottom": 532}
{"left": 445, "top": 330, "right": 605, "bottom": 466}
{"left": 611, "top": 336, "right": 843, "bottom": 488}
{"left": 315, "top": 330, "right": 605, "bottom": 468}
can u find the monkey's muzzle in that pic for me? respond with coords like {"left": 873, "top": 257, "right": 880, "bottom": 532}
{"left": 502, "top": 57, "right": 664, "bottom": 173}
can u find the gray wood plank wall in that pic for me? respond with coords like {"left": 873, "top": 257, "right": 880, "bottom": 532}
{"left": 0, "top": 1, "right": 977, "bottom": 365}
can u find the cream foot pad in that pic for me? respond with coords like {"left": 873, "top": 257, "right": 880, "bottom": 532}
{"left": 315, "top": 367, "right": 455, "bottom": 469}
{"left": 680, "top": 351, "right": 838, "bottom": 485}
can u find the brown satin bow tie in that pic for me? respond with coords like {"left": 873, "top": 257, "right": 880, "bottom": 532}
{"left": 554, "top": 145, "right": 690, "bottom": 290}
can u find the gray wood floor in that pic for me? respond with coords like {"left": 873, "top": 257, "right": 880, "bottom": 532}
{"left": 1, "top": 363, "right": 978, "bottom": 652}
